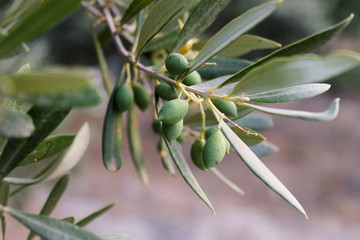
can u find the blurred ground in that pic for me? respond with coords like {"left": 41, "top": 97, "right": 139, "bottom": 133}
{"left": 6, "top": 87, "right": 360, "bottom": 240}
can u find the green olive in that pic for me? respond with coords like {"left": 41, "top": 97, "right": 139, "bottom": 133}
{"left": 133, "top": 84, "right": 150, "bottom": 111}
{"left": 165, "top": 53, "right": 188, "bottom": 75}
{"left": 191, "top": 139, "right": 206, "bottom": 170}
{"left": 115, "top": 84, "right": 134, "bottom": 113}
{"left": 152, "top": 119, "right": 162, "bottom": 135}
{"left": 182, "top": 71, "right": 201, "bottom": 86}
{"left": 158, "top": 99, "right": 189, "bottom": 124}
{"left": 203, "top": 132, "right": 226, "bottom": 169}
{"left": 205, "top": 127, "right": 230, "bottom": 154}
{"left": 211, "top": 98, "right": 238, "bottom": 117}
{"left": 162, "top": 119, "right": 183, "bottom": 142}
{"left": 155, "top": 83, "right": 178, "bottom": 101}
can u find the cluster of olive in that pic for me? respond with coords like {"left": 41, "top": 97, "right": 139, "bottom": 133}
{"left": 114, "top": 82, "right": 151, "bottom": 113}
{"left": 154, "top": 53, "right": 236, "bottom": 170}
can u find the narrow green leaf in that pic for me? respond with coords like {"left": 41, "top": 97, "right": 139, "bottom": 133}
{"left": 121, "top": 0, "right": 155, "bottom": 25}
{"left": 216, "top": 116, "right": 307, "bottom": 218}
{"left": 210, "top": 168, "right": 244, "bottom": 196}
{"left": 0, "top": 0, "right": 82, "bottom": 57}
{"left": 3, "top": 122, "right": 90, "bottom": 185}
{"left": 159, "top": 138, "right": 176, "bottom": 176}
{"left": 244, "top": 83, "right": 331, "bottom": 103}
{"left": 170, "top": 0, "right": 231, "bottom": 53}
{"left": 193, "top": 34, "right": 281, "bottom": 58}
{"left": 3, "top": 207, "right": 102, "bottom": 240}
{"left": 102, "top": 72, "right": 125, "bottom": 172}
{"left": 127, "top": 106, "right": 148, "bottom": 186}
{"left": 232, "top": 113, "right": 273, "bottom": 132}
{"left": 0, "top": 105, "right": 34, "bottom": 138}
{"left": 242, "top": 98, "right": 340, "bottom": 121}
{"left": 143, "top": 28, "right": 180, "bottom": 53}
{"left": 230, "top": 127, "right": 265, "bottom": 146}
{"left": 18, "top": 135, "right": 75, "bottom": 166}
{"left": 231, "top": 51, "right": 360, "bottom": 95}
{"left": 62, "top": 217, "right": 75, "bottom": 224}
{"left": 163, "top": 138, "right": 215, "bottom": 214}
{"left": 217, "top": 14, "right": 354, "bottom": 88}
{"left": 97, "top": 233, "right": 130, "bottom": 240}
{"left": 136, "top": 0, "right": 198, "bottom": 58}
{"left": 250, "top": 141, "right": 279, "bottom": 158}
{"left": 27, "top": 174, "right": 70, "bottom": 240}
{"left": 0, "top": 181, "right": 9, "bottom": 240}
{"left": 188, "top": 0, "right": 282, "bottom": 73}
{"left": 76, "top": 202, "right": 116, "bottom": 228}
{"left": 195, "top": 58, "right": 252, "bottom": 80}
{"left": 0, "top": 106, "right": 70, "bottom": 180}
{"left": 0, "top": 68, "right": 104, "bottom": 108}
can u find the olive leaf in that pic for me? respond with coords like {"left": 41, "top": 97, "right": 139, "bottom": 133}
{"left": 243, "top": 83, "right": 331, "bottom": 103}
{"left": 27, "top": 174, "right": 70, "bottom": 240}
{"left": 210, "top": 168, "right": 244, "bottom": 196}
{"left": 217, "top": 14, "right": 354, "bottom": 88}
{"left": 0, "top": 68, "right": 104, "bottom": 108}
{"left": 215, "top": 114, "right": 307, "bottom": 218}
{"left": 135, "top": 0, "right": 198, "bottom": 58}
{"left": 187, "top": 0, "right": 282, "bottom": 73}
{"left": 120, "top": 0, "right": 155, "bottom": 26}
{"left": 195, "top": 58, "right": 252, "bottom": 80}
{"left": 76, "top": 202, "right": 116, "bottom": 227}
{"left": 0, "top": 106, "right": 71, "bottom": 180}
{"left": 193, "top": 34, "right": 281, "bottom": 58}
{"left": 0, "top": 105, "right": 34, "bottom": 138}
{"left": 250, "top": 141, "right": 279, "bottom": 158}
{"left": 102, "top": 71, "right": 125, "bottom": 172}
{"left": 0, "top": 0, "right": 82, "bottom": 57}
{"left": 241, "top": 98, "right": 340, "bottom": 121}
{"left": 2, "top": 207, "right": 102, "bottom": 240}
{"left": 18, "top": 134, "right": 75, "bottom": 166}
{"left": 230, "top": 51, "right": 360, "bottom": 95}
{"left": 127, "top": 105, "right": 149, "bottom": 186}
{"left": 0, "top": 181, "right": 9, "bottom": 240}
{"left": 3, "top": 122, "right": 90, "bottom": 185}
{"left": 163, "top": 137, "right": 215, "bottom": 214}
{"left": 170, "top": 0, "right": 231, "bottom": 53}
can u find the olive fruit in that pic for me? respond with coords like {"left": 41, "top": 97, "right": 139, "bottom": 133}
{"left": 211, "top": 98, "right": 238, "bottom": 117}
{"left": 205, "top": 127, "right": 217, "bottom": 140}
{"left": 115, "top": 84, "right": 134, "bottom": 113}
{"left": 152, "top": 119, "right": 162, "bottom": 134}
{"left": 158, "top": 99, "right": 189, "bottom": 124}
{"left": 203, "top": 132, "right": 226, "bottom": 169}
{"left": 205, "top": 127, "right": 230, "bottom": 154}
{"left": 133, "top": 84, "right": 150, "bottom": 111}
{"left": 182, "top": 71, "right": 201, "bottom": 86}
{"left": 191, "top": 139, "right": 206, "bottom": 170}
{"left": 162, "top": 119, "right": 183, "bottom": 142}
{"left": 155, "top": 83, "right": 178, "bottom": 101}
{"left": 176, "top": 132, "right": 186, "bottom": 143}
{"left": 165, "top": 53, "right": 188, "bottom": 75}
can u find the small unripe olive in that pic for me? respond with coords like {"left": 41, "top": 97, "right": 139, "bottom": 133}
{"left": 211, "top": 98, "right": 238, "bottom": 117}
{"left": 165, "top": 53, "right": 188, "bottom": 75}
{"left": 133, "top": 84, "right": 150, "bottom": 111}
{"left": 205, "top": 127, "right": 230, "bottom": 154}
{"left": 155, "top": 83, "right": 178, "bottom": 101}
{"left": 205, "top": 127, "right": 217, "bottom": 140}
{"left": 203, "top": 132, "right": 226, "bottom": 169}
{"left": 152, "top": 119, "right": 162, "bottom": 135}
{"left": 177, "top": 132, "right": 186, "bottom": 143}
{"left": 182, "top": 71, "right": 202, "bottom": 86}
{"left": 191, "top": 139, "right": 206, "bottom": 170}
{"left": 115, "top": 84, "right": 134, "bottom": 113}
{"left": 162, "top": 119, "right": 183, "bottom": 142}
{"left": 158, "top": 99, "right": 189, "bottom": 124}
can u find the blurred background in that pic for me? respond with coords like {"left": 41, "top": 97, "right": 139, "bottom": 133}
{"left": 3, "top": 0, "right": 360, "bottom": 239}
